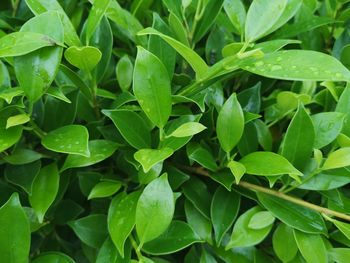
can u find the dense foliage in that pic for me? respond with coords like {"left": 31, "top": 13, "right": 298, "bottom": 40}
{"left": 2, "top": 0, "right": 350, "bottom": 262}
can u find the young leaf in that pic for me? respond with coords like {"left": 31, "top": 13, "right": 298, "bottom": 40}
{"left": 116, "top": 55, "right": 133, "bottom": 92}
{"left": 0, "top": 126, "right": 22, "bottom": 152}
{"left": 273, "top": 224, "right": 298, "bottom": 262}
{"left": 64, "top": 46, "right": 102, "bottom": 72}
{"left": 86, "top": 0, "right": 110, "bottom": 43}
{"left": 6, "top": 114, "right": 30, "bottom": 128}
{"left": 133, "top": 46, "right": 172, "bottom": 128}
{"left": 88, "top": 181, "right": 121, "bottom": 199}
{"left": 227, "top": 160, "right": 246, "bottom": 184}
{"left": 167, "top": 122, "right": 206, "bottom": 138}
{"left": 29, "top": 163, "right": 59, "bottom": 223}
{"left": 322, "top": 147, "right": 350, "bottom": 170}
{"left": 216, "top": 93, "right": 244, "bottom": 153}
{"left": 248, "top": 211, "right": 275, "bottom": 230}
{"left": 0, "top": 193, "right": 30, "bottom": 263}
{"left": 134, "top": 148, "right": 174, "bottom": 173}
{"left": 136, "top": 174, "right": 175, "bottom": 245}
{"left": 41, "top": 125, "right": 90, "bottom": 157}
{"left": 293, "top": 230, "right": 327, "bottom": 263}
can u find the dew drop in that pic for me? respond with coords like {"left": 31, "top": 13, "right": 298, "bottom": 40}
{"left": 255, "top": 61, "right": 264, "bottom": 67}
{"left": 271, "top": 65, "right": 282, "bottom": 71}
{"left": 335, "top": 73, "right": 343, "bottom": 78}
{"left": 276, "top": 57, "right": 282, "bottom": 62}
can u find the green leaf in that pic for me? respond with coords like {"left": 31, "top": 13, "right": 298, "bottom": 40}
{"left": 216, "top": 93, "right": 244, "bottom": 153}
{"left": 61, "top": 140, "right": 118, "bottom": 171}
{"left": 86, "top": 0, "right": 110, "bottom": 43}
{"left": 211, "top": 186, "right": 240, "bottom": 245}
{"left": 273, "top": 223, "right": 298, "bottom": 262}
{"left": 116, "top": 55, "right": 133, "bottom": 92}
{"left": 336, "top": 85, "right": 350, "bottom": 137}
{"left": 280, "top": 103, "right": 315, "bottom": 170}
{"left": 312, "top": 112, "right": 345, "bottom": 149}
{"left": 245, "top": 0, "right": 287, "bottom": 42}
{"left": 227, "top": 160, "right": 246, "bottom": 184}
{"left": 6, "top": 114, "right": 30, "bottom": 128}
{"left": 29, "top": 163, "right": 60, "bottom": 223}
{"left": 14, "top": 11, "right": 64, "bottom": 102}
{"left": 0, "top": 193, "right": 30, "bottom": 263}
{"left": 64, "top": 46, "right": 102, "bottom": 72}
{"left": 133, "top": 46, "right": 172, "bottom": 128}
{"left": 167, "top": 122, "right": 206, "bottom": 138}
{"left": 0, "top": 126, "right": 22, "bottom": 152}
{"left": 226, "top": 206, "right": 273, "bottom": 249}
{"left": 88, "top": 181, "right": 121, "bottom": 199}
{"left": 138, "top": 28, "right": 209, "bottom": 80}
{"left": 108, "top": 191, "right": 141, "bottom": 257}
{"left": 25, "top": 0, "right": 82, "bottom": 46}
{"left": 332, "top": 219, "right": 350, "bottom": 240}
{"left": 134, "top": 148, "right": 173, "bottom": 173}
{"left": 241, "top": 50, "right": 350, "bottom": 82}
{"left": 239, "top": 151, "right": 302, "bottom": 177}
{"left": 322, "top": 147, "right": 350, "bottom": 170}
{"left": 187, "top": 143, "right": 218, "bottom": 172}
{"left": 293, "top": 230, "right": 327, "bottom": 263}
{"left": 96, "top": 238, "right": 118, "bottom": 263}
{"left": 102, "top": 109, "right": 151, "bottom": 149}
{"left": 223, "top": 0, "right": 246, "bottom": 35}
{"left": 136, "top": 174, "right": 175, "bottom": 245}
{"left": 142, "top": 221, "right": 202, "bottom": 255}
{"left": 42, "top": 125, "right": 90, "bottom": 157}
{"left": 248, "top": 211, "right": 275, "bottom": 230}
{"left": 0, "top": 32, "right": 59, "bottom": 58}
{"left": 32, "top": 252, "right": 75, "bottom": 263}
{"left": 329, "top": 248, "right": 350, "bottom": 263}
{"left": 257, "top": 192, "right": 327, "bottom": 234}
{"left": 68, "top": 214, "right": 108, "bottom": 248}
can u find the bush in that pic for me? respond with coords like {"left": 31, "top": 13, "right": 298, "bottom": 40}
{"left": 1, "top": 0, "right": 350, "bottom": 262}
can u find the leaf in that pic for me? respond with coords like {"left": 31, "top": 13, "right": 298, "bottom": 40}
{"left": 136, "top": 174, "right": 175, "bottom": 245}
{"left": 61, "top": 140, "right": 118, "bottom": 171}
{"left": 86, "top": 0, "right": 110, "bottom": 43}
{"left": 102, "top": 109, "right": 151, "bottom": 149}
{"left": 280, "top": 103, "right": 315, "bottom": 170}
{"left": 138, "top": 28, "right": 209, "bottom": 80}
{"left": 64, "top": 46, "right": 102, "bottom": 72}
{"left": 0, "top": 31, "right": 59, "bottom": 58}
{"left": 25, "top": 0, "right": 81, "bottom": 46}
{"left": 227, "top": 160, "right": 246, "bottom": 184}
{"left": 68, "top": 214, "right": 108, "bottom": 248}
{"left": 245, "top": 0, "right": 287, "bottom": 42}
{"left": 96, "top": 238, "right": 118, "bottom": 263}
{"left": 248, "top": 211, "right": 275, "bottom": 230}
{"left": 241, "top": 50, "right": 350, "bottom": 82}
{"left": 167, "top": 122, "right": 206, "bottom": 138}
{"left": 29, "top": 163, "right": 60, "bottom": 223}
{"left": 6, "top": 114, "right": 30, "bottom": 128}
{"left": 322, "top": 147, "right": 350, "bottom": 170}
{"left": 312, "top": 112, "right": 345, "bottom": 149}
{"left": 0, "top": 126, "right": 22, "bottom": 152}
{"left": 133, "top": 46, "right": 172, "bottom": 128}
{"left": 42, "top": 125, "right": 90, "bottom": 157}
{"left": 14, "top": 11, "right": 64, "bottom": 102}
{"left": 0, "top": 193, "right": 30, "bottom": 263}
{"left": 226, "top": 206, "right": 273, "bottom": 249}
{"left": 273, "top": 223, "right": 298, "bottom": 262}
{"left": 257, "top": 192, "right": 327, "bottom": 234}
{"left": 142, "top": 221, "right": 202, "bottom": 255}
{"left": 216, "top": 93, "right": 244, "bottom": 153}
{"left": 211, "top": 186, "right": 240, "bottom": 245}
{"left": 239, "top": 151, "right": 302, "bottom": 177}
{"left": 293, "top": 230, "right": 327, "bottom": 263}
{"left": 108, "top": 191, "right": 141, "bottom": 257}
{"left": 116, "top": 55, "right": 133, "bottom": 92}
{"left": 187, "top": 143, "right": 218, "bottom": 172}
{"left": 32, "top": 252, "right": 75, "bottom": 263}
{"left": 134, "top": 148, "right": 174, "bottom": 173}
{"left": 88, "top": 181, "right": 121, "bottom": 199}
{"left": 329, "top": 248, "right": 350, "bottom": 263}
{"left": 223, "top": 0, "right": 246, "bottom": 35}
{"left": 332, "top": 219, "right": 350, "bottom": 240}
{"left": 336, "top": 85, "right": 350, "bottom": 137}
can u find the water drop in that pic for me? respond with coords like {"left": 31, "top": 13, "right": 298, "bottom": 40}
{"left": 255, "top": 61, "right": 264, "bottom": 67}
{"left": 276, "top": 57, "right": 282, "bottom": 62}
{"left": 271, "top": 65, "right": 282, "bottom": 71}
{"left": 335, "top": 73, "right": 343, "bottom": 78}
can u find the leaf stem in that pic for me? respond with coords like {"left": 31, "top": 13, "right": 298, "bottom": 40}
{"left": 129, "top": 234, "right": 143, "bottom": 261}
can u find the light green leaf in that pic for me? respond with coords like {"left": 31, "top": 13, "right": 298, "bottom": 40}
{"left": 0, "top": 193, "right": 30, "bottom": 263}
{"left": 136, "top": 174, "right": 175, "bottom": 245}
{"left": 226, "top": 206, "right": 273, "bottom": 249}
{"left": 227, "top": 160, "right": 246, "bottom": 184}
{"left": 142, "top": 221, "right": 202, "bottom": 255}
{"left": 134, "top": 148, "right": 174, "bottom": 173}
{"left": 32, "top": 252, "right": 75, "bottom": 263}
{"left": 294, "top": 230, "right": 327, "bottom": 263}
{"left": 329, "top": 248, "right": 350, "bottom": 263}
{"left": 42, "top": 125, "right": 90, "bottom": 157}
{"left": 0, "top": 88, "right": 24, "bottom": 104}
{"left": 216, "top": 93, "right": 244, "bottom": 153}
{"left": 0, "top": 32, "right": 58, "bottom": 58}
{"left": 6, "top": 114, "right": 30, "bottom": 128}
{"left": 86, "top": 0, "right": 110, "bottom": 43}
{"left": 108, "top": 191, "right": 141, "bottom": 257}
{"left": 322, "top": 147, "right": 350, "bottom": 170}
{"left": 133, "top": 46, "right": 172, "bottom": 128}
{"left": 138, "top": 28, "right": 209, "bottom": 80}
{"left": 245, "top": 0, "right": 287, "bottom": 42}
{"left": 241, "top": 50, "right": 350, "bottom": 82}
{"left": 239, "top": 151, "right": 302, "bottom": 177}
{"left": 211, "top": 186, "right": 240, "bottom": 245}
{"left": 64, "top": 46, "right": 102, "bottom": 72}
{"left": 336, "top": 84, "right": 350, "bottom": 137}
{"left": 168, "top": 122, "right": 206, "bottom": 138}
{"left": 248, "top": 211, "right": 275, "bottom": 230}
{"left": 88, "top": 181, "right": 121, "bottom": 199}
{"left": 273, "top": 224, "right": 298, "bottom": 262}
{"left": 223, "top": 0, "right": 246, "bottom": 35}
{"left": 61, "top": 140, "right": 118, "bottom": 171}
{"left": 332, "top": 219, "right": 350, "bottom": 240}
{"left": 29, "top": 163, "right": 59, "bottom": 223}
{"left": 102, "top": 109, "right": 151, "bottom": 149}
{"left": 0, "top": 126, "right": 23, "bottom": 152}
{"left": 116, "top": 55, "right": 133, "bottom": 92}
